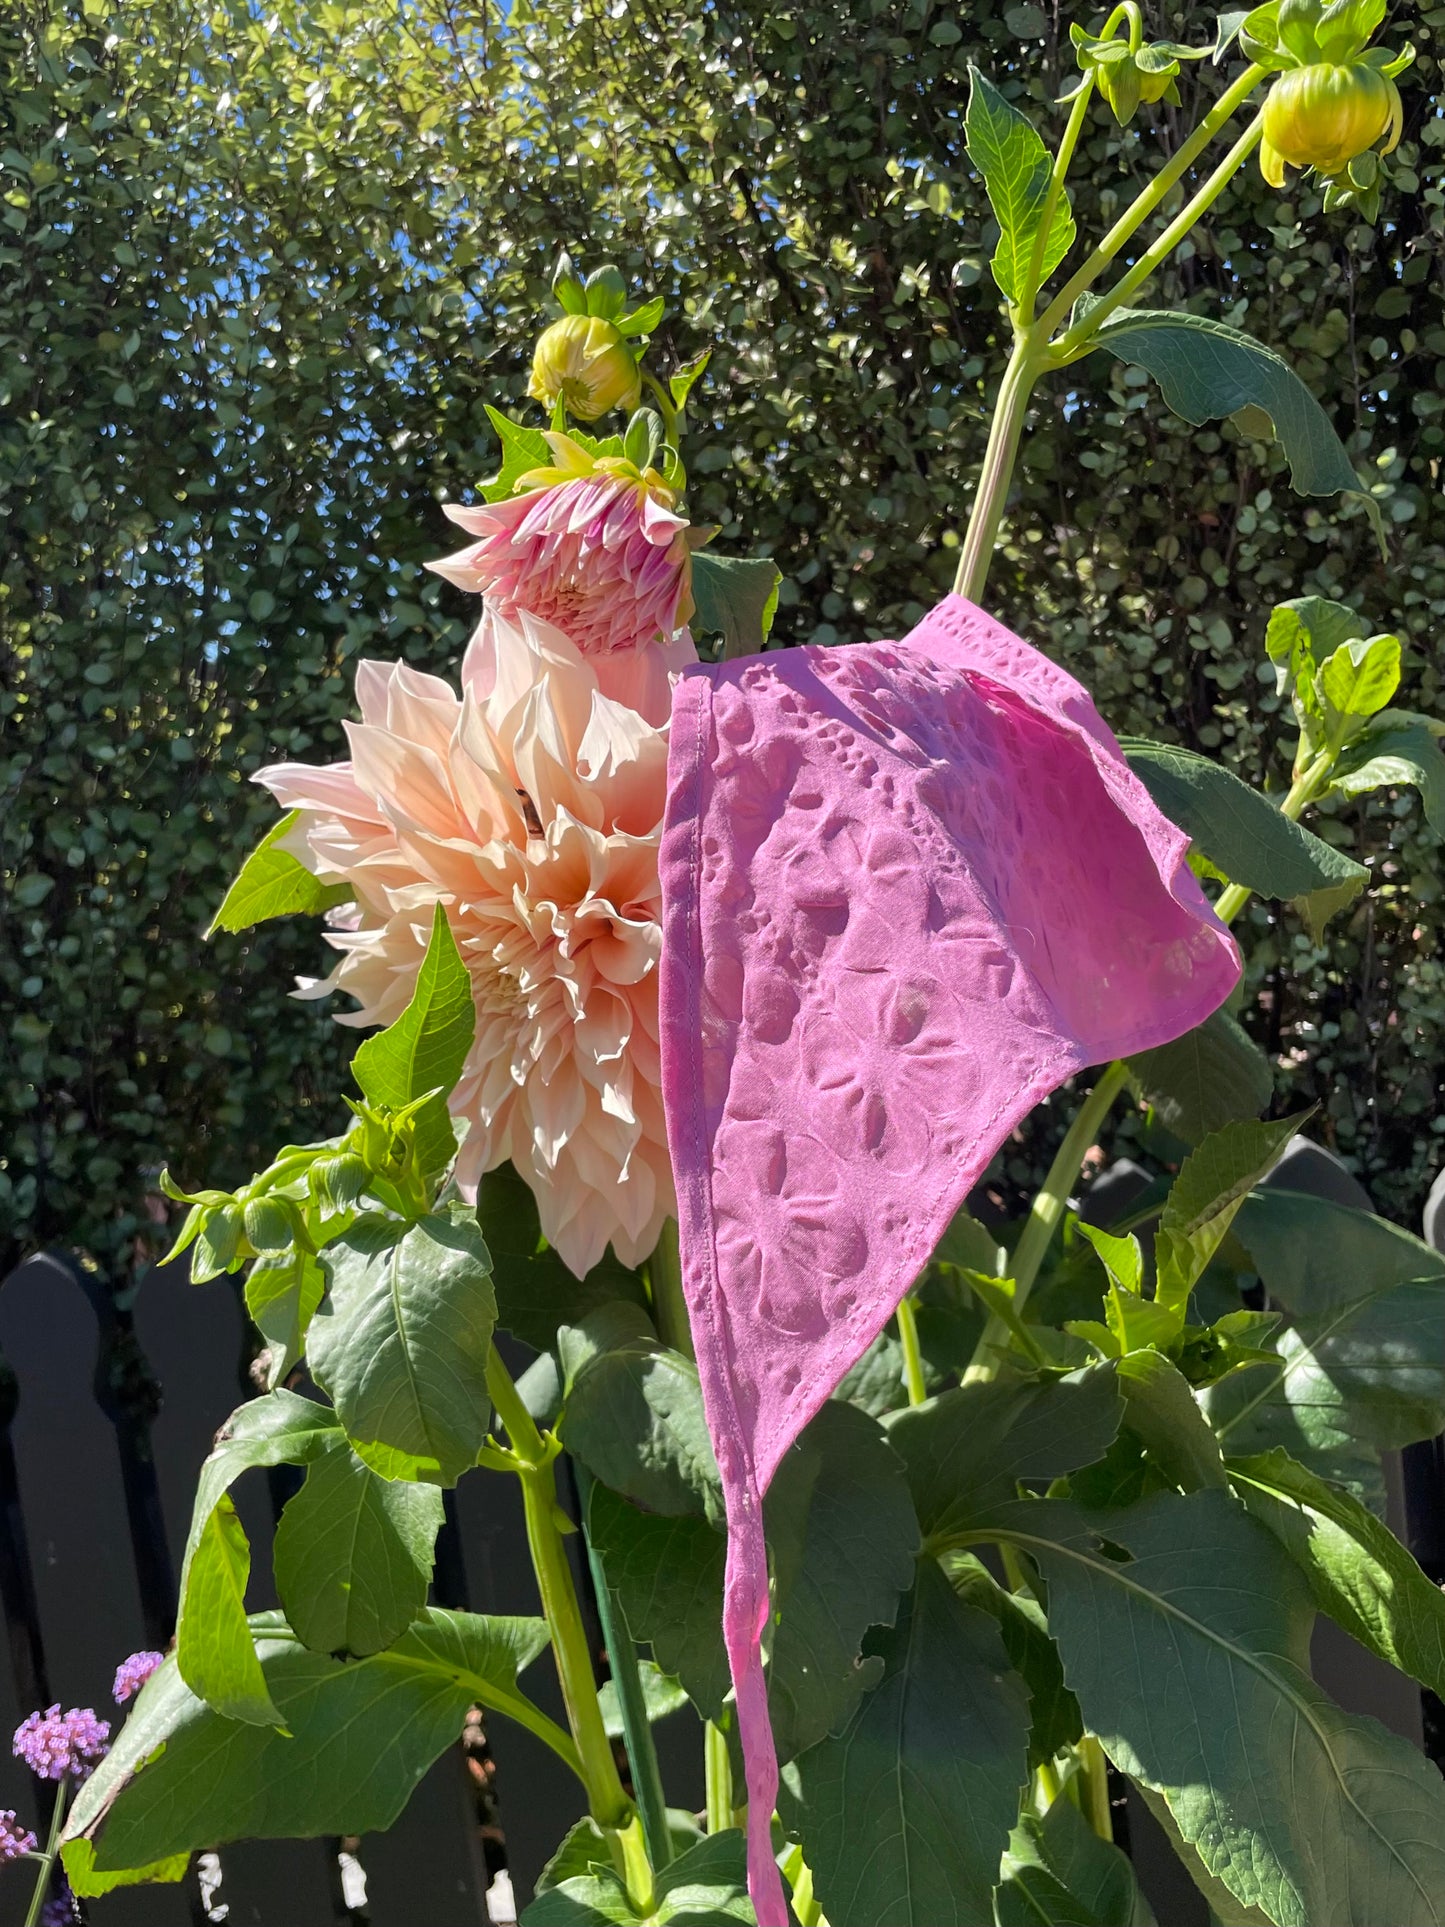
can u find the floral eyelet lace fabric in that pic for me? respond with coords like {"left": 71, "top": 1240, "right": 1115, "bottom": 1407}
{"left": 658, "top": 593, "right": 1240, "bottom": 1926}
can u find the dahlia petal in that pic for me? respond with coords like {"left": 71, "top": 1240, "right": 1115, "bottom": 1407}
{"left": 575, "top": 988, "right": 632, "bottom": 1067}
{"left": 290, "top": 963, "right": 347, "bottom": 1002}
{"left": 426, "top": 544, "right": 489, "bottom": 593}
{"left": 442, "top": 501, "right": 494, "bottom": 533}
{"left": 587, "top": 920, "right": 660, "bottom": 987}
{"left": 389, "top": 662, "right": 465, "bottom": 754}
{"left": 598, "top": 1075, "right": 637, "bottom": 1126}
{"left": 390, "top": 827, "right": 492, "bottom": 900}
{"left": 592, "top": 628, "right": 699, "bottom": 725}
{"left": 353, "top": 659, "right": 400, "bottom": 727}
{"left": 578, "top": 694, "right": 674, "bottom": 834}
{"left": 344, "top": 722, "right": 461, "bottom": 841}
{"left": 530, "top": 1062, "right": 587, "bottom": 1169}
{"left": 256, "top": 761, "right": 385, "bottom": 824}
{"left": 639, "top": 491, "right": 688, "bottom": 543}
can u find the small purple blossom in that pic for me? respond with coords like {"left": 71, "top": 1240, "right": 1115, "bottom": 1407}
{"left": 12, "top": 1705, "right": 110, "bottom": 1784}
{"left": 0, "top": 1808, "right": 36, "bottom": 1861}
{"left": 40, "top": 1878, "right": 78, "bottom": 1926}
{"left": 112, "top": 1650, "right": 164, "bottom": 1705}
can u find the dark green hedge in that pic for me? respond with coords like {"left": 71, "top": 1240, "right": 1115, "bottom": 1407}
{"left": 3, "top": 0, "right": 1442, "bottom": 1279}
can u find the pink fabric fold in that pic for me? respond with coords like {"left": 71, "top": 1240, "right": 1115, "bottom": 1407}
{"left": 657, "top": 595, "right": 1241, "bottom": 1926}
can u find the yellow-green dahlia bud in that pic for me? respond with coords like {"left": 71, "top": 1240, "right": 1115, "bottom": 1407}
{"left": 1260, "top": 61, "right": 1402, "bottom": 185}
{"left": 528, "top": 314, "right": 641, "bottom": 422}
{"left": 311, "top": 1151, "right": 370, "bottom": 1213}
{"left": 242, "top": 1194, "right": 295, "bottom": 1253}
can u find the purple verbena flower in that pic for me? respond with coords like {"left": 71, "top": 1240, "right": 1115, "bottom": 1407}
{"left": 0, "top": 1808, "right": 36, "bottom": 1861}
{"left": 40, "top": 1877, "right": 78, "bottom": 1926}
{"left": 112, "top": 1651, "right": 164, "bottom": 1705}
{"left": 12, "top": 1705, "right": 110, "bottom": 1784}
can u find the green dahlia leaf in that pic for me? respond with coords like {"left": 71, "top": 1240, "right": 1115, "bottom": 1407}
{"left": 885, "top": 1364, "right": 1122, "bottom": 1544}
{"left": 64, "top": 1611, "right": 552, "bottom": 1888}
{"left": 589, "top": 1402, "right": 918, "bottom": 1763}
{"left": 1205, "top": 1190, "right": 1445, "bottom": 1506}
{"left": 1119, "top": 737, "right": 1366, "bottom": 907}
{"left": 1332, "top": 709, "right": 1445, "bottom": 831}
{"left": 562, "top": 1324, "right": 721, "bottom": 1521}
{"left": 964, "top": 65, "right": 1075, "bottom": 305}
{"left": 782, "top": 1559, "right": 1031, "bottom": 1927}
{"left": 1228, "top": 1446, "right": 1445, "bottom": 1698}
{"left": 522, "top": 1830, "right": 752, "bottom": 1924}
{"left": 587, "top": 1487, "right": 731, "bottom": 1723}
{"left": 351, "top": 900, "right": 475, "bottom": 1178}
{"left": 273, "top": 1439, "right": 444, "bottom": 1657}
{"left": 995, "top": 1796, "right": 1155, "bottom": 1926}
{"left": 207, "top": 809, "right": 352, "bottom": 937}
{"left": 689, "top": 551, "right": 782, "bottom": 660}
{"left": 1011, "top": 1490, "right": 1445, "bottom": 1927}
{"left": 479, "top": 1159, "right": 647, "bottom": 1350}
{"left": 1088, "top": 309, "right": 1372, "bottom": 522}
{"left": 310, "top": 1206, "right": 496, "bottom": 1485}
{"left": 176, "top": 1389, "right": 341, "bottom": 1727}
{"left": 1154, "top": 1113, "right": 1306, "bottom": 1313}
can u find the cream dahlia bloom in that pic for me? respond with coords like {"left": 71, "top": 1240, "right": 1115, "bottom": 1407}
{"left": 429, "top": 433, "right": 701, "bottom": 726}
{"left": 256, "top": 612, "right": 674, "bottom": 1275}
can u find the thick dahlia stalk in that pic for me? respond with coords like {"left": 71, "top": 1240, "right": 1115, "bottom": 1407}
{"left": 257, "top": 612, "right": 674, "bottom": 1275}
{"left": 430, "top": 433, "right": 703, "bottom": 726}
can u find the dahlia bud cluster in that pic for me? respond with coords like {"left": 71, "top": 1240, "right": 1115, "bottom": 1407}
{"left": 160, "top": 1083, "right": 443, "bottom": 1282}
{"left": 1067, "top": 18, "right": 1209, "bottom": 125}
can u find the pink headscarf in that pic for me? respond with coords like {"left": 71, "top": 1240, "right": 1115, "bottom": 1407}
{"left": 658, "top": 595, "right": 1241, "bottom": 1924}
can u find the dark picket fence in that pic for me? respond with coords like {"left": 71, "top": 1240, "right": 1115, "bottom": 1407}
{"left": 0, "top": 1136, "right": 1440, "bottom": 1926}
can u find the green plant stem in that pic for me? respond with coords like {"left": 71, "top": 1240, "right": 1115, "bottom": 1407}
{"left": 1021, "top": 0, "right": 1146, "bottom": 314}
{"left": 648, "top": 1218, "right": 693, "bottom": 1360}
{"left": 487, "top": 1346, "right": 632, "bottom": 1830}
{"left": 24, "top": 1783, "right": 67, "bottom": 1927}
{"left": 518, "top": 1464, "right": 632, "bottom": 1827}
{"left": 611, "top": 1814, "right": 655, "bottom": 1915}
{"left": 790, "top": 1855, "right": 823, "bottom": 1926}
{"left": 1212, "top": 749, "right": 1337, "bottom": 926}
{"left": 999, "top": 1540, "right": 1034, "bottom": 1597}
{"left": 486, "top": 1343, "right": 549, "bottom": 1464}
{"left": 642, "top": 370, "right": 683, "bottom": 452}
{"left": 895, "top": 1292, "right": 928, "bottom": 1406}
{"left": 1108, "top": 0, "right": 1145, "bottom": 47}
{"left": 1053, "top": 111, "right": 1266, "bottom": 359}
{"left": 1036, "top": 62, "right": 1266, "bottom": 340}
{"left": 955, "top": 69, "right": 1269, "bottom": 610}
{"left": 963, "top": 1061, "right": 1130, "bottom": 1383}
{"left": 779, "top": 1842, "right": 827, "bottom": 1925}
{"left": 573, "top": 1463, "right": 673, "bottom": 1873}
{"left": 1077, "top": 1735, "right": 1115, "bottom": 1842}
{"left": 953, "top": 336, "right": 1049, "bottom": 600}
{"left": 1021, "top": 76, "right": 1095, "bottom": 317}
{"left": 704, "top": 1717, "right": 734, "bottom": 1834}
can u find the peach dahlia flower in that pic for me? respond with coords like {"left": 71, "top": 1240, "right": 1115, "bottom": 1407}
{"left": 257, "top": 612, "right": 674, "bottom": 1275}
{"left": 429, "top": 433, "right": 701, "bottom": 725}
